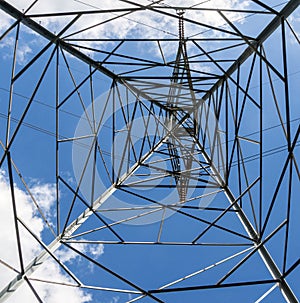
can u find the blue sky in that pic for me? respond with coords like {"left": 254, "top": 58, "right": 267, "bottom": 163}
{"left": 0, "top": 1, "right": 299, "bottom": 303}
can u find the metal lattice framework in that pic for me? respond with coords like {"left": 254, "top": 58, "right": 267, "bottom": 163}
{"left": 0, "top": 0, "right": 299, "bottom": 302}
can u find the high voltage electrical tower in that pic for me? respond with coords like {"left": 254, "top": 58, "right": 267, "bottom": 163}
{"left": 0, "top": 1, "right": 299, "bottom": 302}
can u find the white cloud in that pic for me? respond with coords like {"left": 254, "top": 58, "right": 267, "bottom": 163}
{"left": 0, "top": 10, "right": 14, "bottom": 34}
{"left": 88, "top": 243, "right": 104, "bottom": 258}
{"left": 0, "top": 35, "right": 33, "bottom": 64}
{"left": 0, "top": 170, "right": 93, "bottom": 302}
{"left": 0, "top": 170, "right": 45, "bottom": 268}
{"left": 30, "top": 260, "right": 92, "bottom": 303}
{"left": 110, "top": 296, "right": 119, "bottom": 303}
{"left": 56, "top": 241, "right": 104, "bottom": 263}
{"left": 0, "top": 0, "right": 251, "bottom": 62}
{"left": 287, "top": 13, "right": 300, "bottom": 44}
{"left": 29, "top": 182, "right": 56, "bottom": 218}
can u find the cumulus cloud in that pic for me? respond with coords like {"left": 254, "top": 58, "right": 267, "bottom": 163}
{"left": 0, "top": 170, "right": 48, "bottom": 269}
{"left": 0, "top": 170, "right": 95, "bottom": 302}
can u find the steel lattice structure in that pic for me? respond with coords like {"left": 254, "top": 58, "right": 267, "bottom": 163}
{"left": 0, "top": 0, "right": 299, "bottom": 302}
